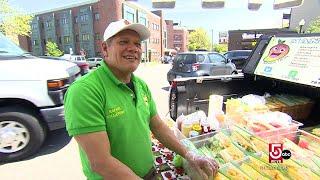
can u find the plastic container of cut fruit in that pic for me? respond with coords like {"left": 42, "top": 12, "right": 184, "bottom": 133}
{"left": 253, "top": 119, "right": 303, "bottom": 142}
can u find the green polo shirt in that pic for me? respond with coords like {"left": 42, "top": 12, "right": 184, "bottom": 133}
{"left": 64, "top": 61, "right": 157, "bottom": 179}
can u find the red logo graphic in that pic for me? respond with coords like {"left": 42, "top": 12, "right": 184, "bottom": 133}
{"left": 269, "top": 143, "right": 283, "bottom": 163}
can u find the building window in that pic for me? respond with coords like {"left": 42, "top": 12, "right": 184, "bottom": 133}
{"left": 82, "top": 34, "right": 90, "bottom": 41}
{"left": 33, "top": 40, "right": 38, "bottom": 46}
{"left": 31, "top": 24, "right": 37, "bottom": 30}
{"left": 56, "top": 19, "right": 59, "bottom": 24}
{"left": 94, "top": 13, "right": 100, "bottom": 21}
{"left": 64, "top": 36, "right": 70, "bottom": 43}
{"left": 45, "top": 21, "right": 51, "bottom": 27}
{"left": 139, "top": 16, "right": 146, "bottom": 26}
{"left": 125, "top": 12, "right": 134, "bottom": 23}
{"left": 61, "top": 18, "right": 67, "bottom": 24}
{"left": 74, "top": 16, "right": 78, "bottom": 23}
{"left": 95, "top": 33, "right": 101, "bottom": 40}
{"left": 174, "top": 35, "right": 182, "bottom": 42}
{"left": 75, "top": 34, "right": 79, "bottom": 42}
{"left": 80, "top": 14, "right": 89, "bottom": 22}
{"left": 123, "top": 4, "right": 135, "bottom": 23}
{"left": 58, "top": 36, "right": 62, "bottom": 44}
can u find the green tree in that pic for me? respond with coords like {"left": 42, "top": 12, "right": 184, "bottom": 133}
{"left": 188, "top": 28, "right": 211, "bottom": 51}
{"left": 0, "top": 0, "right": 33, "bottom": 43}
{"left": 213, "top": 44, "right": 228, "bottom": 53}
{"left": 306, "top": 16, "right": 320, "bottom": 33}
{"left": 46, "top": 41, "right": 64, "bottom": 57}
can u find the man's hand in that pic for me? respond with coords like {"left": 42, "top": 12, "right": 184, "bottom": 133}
{"left": 185, "top": 151, "right": 219, "bottom": 180}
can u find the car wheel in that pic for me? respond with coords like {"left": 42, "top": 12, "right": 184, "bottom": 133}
{"left": 0, "top": 107, "right": 46, "bottom": 162}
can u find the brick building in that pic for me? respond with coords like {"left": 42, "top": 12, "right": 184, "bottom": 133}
{"left": 173, "top": 26, "right": 188, "bottom": 53}
{"left": 19, "top": 0, "right": 169, "bottom": 62}
{"left": 165, "top": 20, "right": 174, "bottom": 50}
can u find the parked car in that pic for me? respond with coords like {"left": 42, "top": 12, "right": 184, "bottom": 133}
{"left": 161, "top": 55, "right": 174, "bottom": 64}
{"left": 167, "top": 51, "right": 237, "bottom": 83}
{"left": 87, "top": 57, "right": 103, "bottom": 68}
{"left": 224, "top": 50, "right": 252, "bottom": 70}
{"left": 40, "top": 56, "right": 89, "bottom": 75}
{"left": 62, "top": 54, "right": 87, "bottom": 62}
{"left": 0, "top": 32, "right": 80, "bottom": 162}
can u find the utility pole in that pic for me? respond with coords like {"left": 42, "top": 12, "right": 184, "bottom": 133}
{"left": 211, "top": 29, "right": 214, "bottom": 51}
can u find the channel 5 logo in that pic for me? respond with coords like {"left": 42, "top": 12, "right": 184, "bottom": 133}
{"left": 269, "top": 143, "right": 291, "bottom": 163}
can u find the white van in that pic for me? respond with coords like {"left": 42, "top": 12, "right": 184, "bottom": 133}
{"left": 0, "top": 33, "right": 80, "bottom": 162}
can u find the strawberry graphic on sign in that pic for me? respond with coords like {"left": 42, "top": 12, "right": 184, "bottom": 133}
{"left": 264, "top": 39, "right": 290, "bottom": 63}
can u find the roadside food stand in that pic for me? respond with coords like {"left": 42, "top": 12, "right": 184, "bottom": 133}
{"left": 154, "top": 33, "right": 320, "bottom": 179}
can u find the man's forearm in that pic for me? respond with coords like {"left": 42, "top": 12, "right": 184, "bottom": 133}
{"left": 91, "top": 156, "right": 141, "bottom": 180}
{"left": 151, "top": 117, "right": 188, "bottom": 158}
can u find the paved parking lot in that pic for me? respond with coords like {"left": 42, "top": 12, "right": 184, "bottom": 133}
{"left": 0, "top": 63, "right": 171, "bottom": 180}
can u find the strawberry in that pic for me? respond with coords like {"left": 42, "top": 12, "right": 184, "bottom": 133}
{"left": 175, "top": 167, "right": 184, "bottom": 175}
{"left": 158, "top": 143, "right": 165, "bottom": 148}
{"left": 298, "top": 139, "right": 309, "bottom": 149}
{"left": 164, "top": 172, "right": 172, "bottom": 178}
{"left": 156, "top": 156, "right": 163, "bottom": 164}
{"left": 166, "top": 154, "right": 173, "bottom": 161}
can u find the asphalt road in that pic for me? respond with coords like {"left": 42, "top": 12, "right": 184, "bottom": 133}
{"left": 0, "top": 63, "right": 172, "bottom": 180}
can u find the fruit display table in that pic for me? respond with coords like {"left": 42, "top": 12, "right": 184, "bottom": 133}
{"left": 151, "top": 136, "right": 189, "bottom": 179}
{"left": 181, "top": 126, "right": 320, "bottom": 179}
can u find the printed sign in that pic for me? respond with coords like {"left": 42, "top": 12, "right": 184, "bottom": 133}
{"left": 254, "top": 36, "right": 320, "bottom": 87}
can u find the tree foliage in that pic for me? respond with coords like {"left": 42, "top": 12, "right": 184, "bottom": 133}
{"left": 188, "top": 28, "right": 211, "bottom": 51}
{"left": 213, "top": 44, "right": 228, "bottom": 53}
{"left": 46, "top": 41, "right": 64, "bottom": 57}
{"left": 306, "top": 16, "right": 320, "bottom": 33}
{"left": 0, "top": 0, "right": 33, "bottom": 43}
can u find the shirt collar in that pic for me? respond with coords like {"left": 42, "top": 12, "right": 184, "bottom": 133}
{"left": 101, "top": 61, "right": 136, "bottom": 86}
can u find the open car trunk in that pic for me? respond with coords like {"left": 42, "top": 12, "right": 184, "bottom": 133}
{"left": 169, "top": 33, "right": 320, "bottom": 126}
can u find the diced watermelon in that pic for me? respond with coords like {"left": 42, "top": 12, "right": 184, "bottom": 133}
{"left": 298, "top": 140, "right": 309, "bottom": 149}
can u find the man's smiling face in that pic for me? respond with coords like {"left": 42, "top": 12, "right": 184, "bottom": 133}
{"left": 105, "top": 29, "right": 142, "bottom": 74}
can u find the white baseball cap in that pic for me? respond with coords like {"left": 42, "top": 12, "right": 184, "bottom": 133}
{"left": 103, "top": 19, "right": 150, "bottom": 41}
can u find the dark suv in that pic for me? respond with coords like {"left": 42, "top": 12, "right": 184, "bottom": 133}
{"left": 224, "top": 50, "right": 252, "bottom": 70}
{"left": 167, "top": 51, "right": 237, "bottom": 83}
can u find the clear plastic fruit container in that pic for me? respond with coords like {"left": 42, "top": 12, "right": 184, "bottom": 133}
{"left": 254, "top": 120, "right": 303, "bottom": 141}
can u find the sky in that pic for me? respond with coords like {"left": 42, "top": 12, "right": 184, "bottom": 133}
{"left": 9, "top": 0, "right": 291, "bottom": 43}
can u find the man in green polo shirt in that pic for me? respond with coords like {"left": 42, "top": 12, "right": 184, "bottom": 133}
{"left": 64, "top": 19, "right": 218, "bottom": 180}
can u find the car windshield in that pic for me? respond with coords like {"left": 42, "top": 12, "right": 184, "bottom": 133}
{"left": 175, "top": 54, "right": 207, "bottom": 64}
{"left": 175, "top": 54, "right": 196, "bottom": 64}
{"left": 225, "top": 51, "right": 251, "bottom": 59}
{"left": 0, "top": 33, "right": 26, "bottom": 57}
